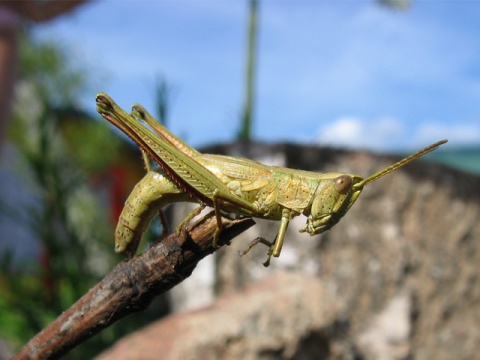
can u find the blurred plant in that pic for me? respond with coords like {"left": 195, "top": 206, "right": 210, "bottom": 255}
{"left": 238, "top": 0, "right": 258, "bottom": 141}
{"left": 378, "top": 0, "right": 411, "bottom": 10}
{"left": 236, "top": 0, "right": 408, "bottom": 142}
{"left": 155, "top": 75, "right": 172, "bottom": 127}
{"left": 0, "top": 31, "right": 169, "bottom": 358}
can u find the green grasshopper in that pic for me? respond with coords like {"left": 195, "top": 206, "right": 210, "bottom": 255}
{"left": 96, "top": 93, "right": 447, "bottom": 266}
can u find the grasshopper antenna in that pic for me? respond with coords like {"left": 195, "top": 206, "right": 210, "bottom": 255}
{"left": 352, "top": 139, "right": 448, "bottom": 191}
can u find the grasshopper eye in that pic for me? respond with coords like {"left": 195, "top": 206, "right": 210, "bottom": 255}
{"left": 334, "top": 175, "right": 352, "bottom": 194}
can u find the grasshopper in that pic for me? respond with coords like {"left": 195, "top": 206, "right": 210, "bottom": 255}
{"left": 96, "top": 93, "right": 447, "bottom": 266}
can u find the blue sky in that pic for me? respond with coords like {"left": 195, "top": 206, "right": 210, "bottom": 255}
{"left": 34, "top": 0, "right": 480, "bottom": 152}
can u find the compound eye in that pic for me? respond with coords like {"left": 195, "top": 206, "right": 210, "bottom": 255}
{"left": 334, "top": 175, "right": 352, "bottom": 195}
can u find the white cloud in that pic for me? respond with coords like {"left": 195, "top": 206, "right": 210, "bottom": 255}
{"left": 414, "top": 122, "right": 480, "bottom": 148}
{"left": 318, "top": 116, "right": 480, "bottom": 151}
{"left": 317, "top": 116, "right": 406, "bottom": 150}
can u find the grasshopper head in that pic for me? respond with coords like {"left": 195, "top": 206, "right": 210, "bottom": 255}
{"left": 300, "top": 139, "right": 448, "bottom": 236}
{"left": 301, "top": 174, "right": 364, "bottom": 235}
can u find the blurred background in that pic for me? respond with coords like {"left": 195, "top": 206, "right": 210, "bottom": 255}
{"left": 33, "top": 0, "right": 480, "bottom": 154}
{"left": 0, "top": 0, "right": 479, "bottom": 358}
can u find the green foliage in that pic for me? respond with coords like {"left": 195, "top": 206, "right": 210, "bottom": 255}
{"left": 19, "top": 32, "right": 88, "bottom": 106}
{"left": 0, "top": 31, "right": 168, "bottom": 358}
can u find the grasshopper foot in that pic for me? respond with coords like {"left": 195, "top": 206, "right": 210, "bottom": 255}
{"left": 212, "top": 227, "right": 221, "bottom": 249}
{"left": 263, "top": 253, "right": 272, "bottom": 267}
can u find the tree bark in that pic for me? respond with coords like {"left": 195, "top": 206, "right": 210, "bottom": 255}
{"left": 13, "top": 213, "right": 255, "bottom": 360}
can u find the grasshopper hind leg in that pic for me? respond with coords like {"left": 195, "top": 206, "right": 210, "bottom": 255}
{"left": 115, "top": 170, "right": 193, "bottom": 257}
{"left": 158, "top": 209, "right": 170, "bottom": 238}
{"left": 141, "top": 149, "right": 170, "bottom": 238}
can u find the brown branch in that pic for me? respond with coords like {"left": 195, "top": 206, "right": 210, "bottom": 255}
{"left": 13, "top": 213, "right": 255, "bottom": 360}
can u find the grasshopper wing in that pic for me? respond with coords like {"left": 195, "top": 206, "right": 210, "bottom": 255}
{"left": 96, "top": 94, "right": 259, "bottom": 213}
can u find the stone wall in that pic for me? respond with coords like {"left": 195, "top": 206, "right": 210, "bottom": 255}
{"left": 98, "top": 142, "right": 480, "bottom": 360}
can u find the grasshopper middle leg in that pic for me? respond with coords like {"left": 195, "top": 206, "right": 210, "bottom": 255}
{"left": 238, "top": 208, "right": 294, "bottom": 266}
